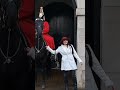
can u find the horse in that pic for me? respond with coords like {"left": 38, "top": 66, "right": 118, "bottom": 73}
{"left": 35, "top": 17, "right": 51, "bottom": 89}
{"left": 0, "top": 0, "right": 34, "bottom": 90}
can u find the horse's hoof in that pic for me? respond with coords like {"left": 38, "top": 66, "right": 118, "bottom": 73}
{"left": 42, "top": 85, "right": 45, "bottom": 89}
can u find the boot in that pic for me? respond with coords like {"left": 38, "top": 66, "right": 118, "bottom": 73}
{"left": 64, "top": 71, "right": 69, "bottom": 90}
{"left": 73, "top": 81, "right": 78, "bottom": 90}
{"left": 65, "top": 85, "right": 69, "bottom": 90}
{"left": 72, "top": 70, "right": 78, "bottom": 90}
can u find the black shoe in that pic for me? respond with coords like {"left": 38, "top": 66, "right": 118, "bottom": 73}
{"left": 73, "top": 83, "right": 78, "bottom": 90}
{"left": 65, "top": 87, "right": 69, "bottom": 90}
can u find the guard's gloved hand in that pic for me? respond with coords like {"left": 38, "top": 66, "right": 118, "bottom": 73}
{"left": 26, "top": 47, "right": 35, "bottom": 60}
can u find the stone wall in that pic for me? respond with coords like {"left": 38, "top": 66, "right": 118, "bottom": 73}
{"left": 101, "top": 0, "right": 120, "bottom": 89}
{"left": 75, "top": 0, "right": 85, "bottom": 89}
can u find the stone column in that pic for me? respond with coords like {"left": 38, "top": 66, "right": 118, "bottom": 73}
{"left": 75, "top": 0, "right": 85, "bottom": 89}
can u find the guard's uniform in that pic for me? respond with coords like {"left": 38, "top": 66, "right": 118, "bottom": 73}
{"left": 42, "top": 21, "right": 55, "bottom": 49}
{"left": 18, "top": 0, "right": 35, "bottom": 47}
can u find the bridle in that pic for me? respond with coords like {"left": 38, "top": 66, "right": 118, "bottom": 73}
{"left": 35, "top": 32, "right": 47, "bottom": 54}
{"left": 0, "top": 0, "right": 21, "bottom": 64}
{"left": 35, "top": 18, "right": 47, "bottom": 54}
{"left": 0, "top": 29, "right": 21, "bottom": 64}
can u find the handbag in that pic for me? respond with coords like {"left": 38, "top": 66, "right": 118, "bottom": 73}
{"left": 70, "top": 44, "right": 77, "bottom": 64}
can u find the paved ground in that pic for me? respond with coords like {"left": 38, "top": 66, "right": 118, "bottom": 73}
{"left": 35, "top": 69, "right": 83, "bottom": 90}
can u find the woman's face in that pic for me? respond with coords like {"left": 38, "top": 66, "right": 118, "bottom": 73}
{"left": 63, "top": 40, "right": 68, "bottom": 45}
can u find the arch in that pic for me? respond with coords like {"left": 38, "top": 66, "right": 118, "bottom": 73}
{"left": 35, "top": 0, "right": 77, "bottom": 47}
{"left": 43, "top": 2, "right": 75, "bottom": 47}
{"left": 35, "top": 0, "right": 77, "bottom": 16}
{"left": 38, "top": 0, "right": 76, "bottom": 9}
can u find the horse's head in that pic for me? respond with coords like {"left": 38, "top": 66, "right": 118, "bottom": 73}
{"left": 0, "top": 0, "right": 21, "bottom": 28}
{"left": 35, "top": 18, "right": 44, "bottom": 37}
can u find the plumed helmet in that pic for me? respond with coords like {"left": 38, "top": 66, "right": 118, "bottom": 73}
{"left": 39, "top": 7, "right": 44, "bottom": 18}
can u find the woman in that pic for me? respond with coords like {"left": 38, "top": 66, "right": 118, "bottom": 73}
{"left": 46, "top": 37, "right": 83, "bottom": 90}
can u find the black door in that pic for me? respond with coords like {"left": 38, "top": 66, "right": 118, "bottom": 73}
{"left": 44, "top": 3, "right": 74, "bottom": 48}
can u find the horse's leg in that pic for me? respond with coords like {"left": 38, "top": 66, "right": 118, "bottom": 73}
{"left": 46, "top": 53, "right": 52, "bottom": 79}
{"left": 41, "top": 64, "right": 46, "bottom": 89}
{"left": 35, "top": 62, "right": 38, "bottom": 83}
{"left": 35, "top": 70, "right": 37, "bottom": 83}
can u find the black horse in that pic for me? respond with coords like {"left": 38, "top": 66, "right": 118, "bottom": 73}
{"left": 35, "top": 17, "right": 51, "bottom": 89}
{"left": 0, "top": 0, "right": 33, "bottom": 90}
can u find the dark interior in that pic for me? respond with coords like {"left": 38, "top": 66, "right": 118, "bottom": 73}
{"left": 44, "top": 3, "right": 74, "bottom": 48}
{"left": 86, "top": 0, "right": 101, "bottom": 89}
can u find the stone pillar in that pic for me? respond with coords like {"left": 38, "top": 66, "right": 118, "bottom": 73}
{"left": 75, "top": 0, "right": 85, "bottom": 89}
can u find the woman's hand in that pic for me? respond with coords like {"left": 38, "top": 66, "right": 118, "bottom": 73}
{"left": 80, "top": 62, "right": 83, "bottom": 66}
{"left": 46, "top": 46, "right": 49, "bottom": 49}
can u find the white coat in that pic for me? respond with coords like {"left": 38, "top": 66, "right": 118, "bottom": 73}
{"left": 46, "top": 44, "right": 82, "bottom": 71}
{"left": 85, "top": 44, "right": 113, "bottom": 90}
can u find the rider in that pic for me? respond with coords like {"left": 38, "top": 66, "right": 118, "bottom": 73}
{"left": 39, "top": 7, "right": 55, "bottom": 50}
{"left": 39, "top": 7, "right": 55, "bottom": 74}
{"left": 18, "top": 0, "right": 35, "bottom": 59}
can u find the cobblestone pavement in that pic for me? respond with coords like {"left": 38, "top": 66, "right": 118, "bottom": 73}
{"left": 35, "top": 69, "right": 84, "bottom": 90}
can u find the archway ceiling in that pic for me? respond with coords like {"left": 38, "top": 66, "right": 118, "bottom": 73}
{"left": 36, "top": 0, "right": 76, "bottom": 9}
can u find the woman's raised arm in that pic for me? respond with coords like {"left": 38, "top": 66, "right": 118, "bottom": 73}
{"left": 46, "top": 46, "right": 60, "bottom": 54}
